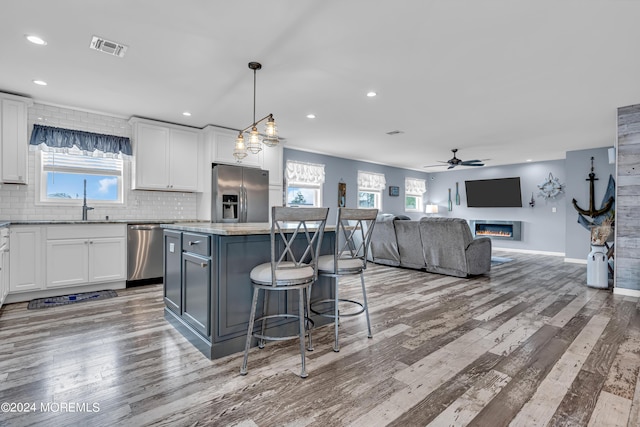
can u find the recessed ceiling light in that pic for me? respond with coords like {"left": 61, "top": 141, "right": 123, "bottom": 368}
{"left": 366, "top": 91, "right": 377, "bottom": 97}
{"left": 32, "top": 80, "right": 47, "bottom": 86}
{"left": 182, "top": 111, "right": 192, "bottom": 117}
{"left": 306, "top": 114, "right": 316, "bottom": 119}
{"left": 26, "top": 35, "right": 47, "bottom": 45}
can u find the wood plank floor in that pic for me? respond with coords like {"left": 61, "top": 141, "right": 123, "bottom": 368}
{"left": 1, "top": 251, "right": 639, "bottom": 426}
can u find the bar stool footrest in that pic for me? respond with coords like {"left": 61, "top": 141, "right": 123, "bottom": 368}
{"left": 310, "top": 298, "right": 366, "bottom": 319}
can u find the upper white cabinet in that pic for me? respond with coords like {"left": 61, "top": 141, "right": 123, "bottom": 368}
{"left": 0, "top": 93, "right": 33, "bottom": 184}
{"left": 263, "top": 143, "right": 283, "bottom": 187}
{"left": 130, "top": 118, "right": 199, "bottom": 192}
{"left": 206, "top": 125, "right": 263, "bottom": 168}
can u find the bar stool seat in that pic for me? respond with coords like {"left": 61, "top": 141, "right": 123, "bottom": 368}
{"left": 240, "top": 206, "right": 329, "bottom": 378}
{"left": 250, "top": 262, "right": 315, "bottom": 284}
{"left": 312, "top": 207, "right": 378, "bottom": 352}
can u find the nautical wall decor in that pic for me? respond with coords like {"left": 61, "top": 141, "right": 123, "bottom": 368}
{"left": 537, "top": 172, "right": 564, "bottom": 199}
{"left": 572, "top": 157, "right": 614, "bottom": 218}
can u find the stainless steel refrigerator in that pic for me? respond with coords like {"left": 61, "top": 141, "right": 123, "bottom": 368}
{"left": 211, "top": 163, "right": 269, "bottom": 222}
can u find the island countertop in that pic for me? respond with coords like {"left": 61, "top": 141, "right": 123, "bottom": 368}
{"left": 161, "top": 222, "right": 271, "bottom": 235}
{"left": 161, "top": 222, "right": 334, "bottom": 235}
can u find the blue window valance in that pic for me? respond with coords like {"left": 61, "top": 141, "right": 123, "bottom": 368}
{"left": 29, "top": 124, "right": 132, "bottom": 158}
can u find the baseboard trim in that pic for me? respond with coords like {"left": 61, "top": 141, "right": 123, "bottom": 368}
{"left": 613, "top": 288, "right": 640, "bottom": 298}
{"left": 5, "top": 281, "right": 127, "bottom": 304}
{"left": 564, "top": 258, "right": 588, "bottom": 265}
{"left": 493, "top": 247, "right": 565, "bottom": 257}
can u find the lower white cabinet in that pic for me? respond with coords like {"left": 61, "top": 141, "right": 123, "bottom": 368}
{"left": 9, "top": 226, "right": 44, "bottom": 293}
{"left": 0, "top": 228, "right": 9, "bottom": 308}
{"left": 45, "top": 225, "right": 126, "bottom": 289}
{"left": 7, "top": 224, "right": 126, "bottom": 298}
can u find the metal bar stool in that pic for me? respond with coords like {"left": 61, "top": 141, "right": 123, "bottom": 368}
{"left": 240, "top": 206, "right": 329, "bottom": 378}
{"left": 312, "top": 207, "right": 378, "bottom": 352}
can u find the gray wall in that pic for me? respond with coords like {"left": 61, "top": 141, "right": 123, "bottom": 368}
{"left": 426, "top": 160, "right": 567, "bottom": 253}
{"left": 283, "top": 149, "right": 429, "bottom": 224}
{"left": 564, "top": 147, "right": 615, "bottom": 260}
{"left": 285, "top": 146, "right": 614, "bottom": 256}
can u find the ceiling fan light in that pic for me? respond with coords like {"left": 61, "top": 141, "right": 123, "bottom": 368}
{"left": 246, "top": 126, "right": 263, "bottom": 154}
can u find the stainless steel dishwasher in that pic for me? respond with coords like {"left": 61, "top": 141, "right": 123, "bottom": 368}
{"left": 127, "top": 224, "right": 164, "bottom": 286}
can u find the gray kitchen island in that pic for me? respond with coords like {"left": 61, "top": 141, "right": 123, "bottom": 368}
{"left": 160, "top": 222, "right": 335, "bottom": 359}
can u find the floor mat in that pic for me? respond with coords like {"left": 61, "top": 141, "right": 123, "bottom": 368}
{"left": 27, "top": 290, "right": 118, "bottom": 309}
{"left": 491, "top": 256, "right": 514, "bottom": 266}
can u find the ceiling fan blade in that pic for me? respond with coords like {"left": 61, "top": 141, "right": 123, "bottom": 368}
{"left": 462, "top": 163, "right": 484, "bottom": 167}
{"left": 461, "top": 159, "right": 482, "bottom": 164}
{"left": 447, "top": 164, "right": 456, "bottom": 169}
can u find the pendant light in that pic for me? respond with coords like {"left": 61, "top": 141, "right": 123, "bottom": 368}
{"left": 233, "top": 62, "right": 279, "bottom": 161}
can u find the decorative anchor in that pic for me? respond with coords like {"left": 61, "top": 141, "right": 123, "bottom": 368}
{"left": 572, "top": 156, "right": 614, "bottom": 218}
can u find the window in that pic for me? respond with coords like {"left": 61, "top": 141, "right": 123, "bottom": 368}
{"left": 358, "top": 171, "right": 385, "bottom": 210}
{"left": 39, "top": 148, "right": 124, "bottom": 204}
{"left": 405, "top": 177, "right": 426, "bottom": 212}
{"left": 285, "top": 161, "right": 325, "bottom": 207}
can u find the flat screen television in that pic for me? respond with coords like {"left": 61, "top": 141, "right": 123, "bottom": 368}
{"left": 465, "top": 177, "right": 522, "bottom": 208}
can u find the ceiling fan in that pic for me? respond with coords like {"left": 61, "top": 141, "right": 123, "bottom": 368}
{"left": 423, "top": 149, "right": 485, "bottom": 169}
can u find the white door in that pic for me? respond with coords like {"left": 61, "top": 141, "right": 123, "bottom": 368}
{"left": 89, "top": 238, "right": 126, "bottom": 283}
{"left": 9, "top": 227, "right": 43, "bottom": 292}
{"left": 133, "top": 122, "right": 170, "bottom": 190}
{"left": 169, "top": 128, "right": 199, "bottom": 191}
{"left": 46, "top": 239, "right": 89, "bottom": 288}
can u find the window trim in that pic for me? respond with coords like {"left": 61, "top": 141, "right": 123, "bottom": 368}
{"left": 286, "top": 183, "right": 323, "bottom": 208}
{"left": 357, "top": 170, "right": 386, "bottom": 210}
{"left": 35, "top": 150, "right": 127, "bottom": 206}
{"left": 404, "top": 177, "right": 426, "bottom": 212}
{"left": 285, "top": 160, "right": 325, "bottom": 208}
{"left": 358, "top": 189, "right": 382, "bottom": 210}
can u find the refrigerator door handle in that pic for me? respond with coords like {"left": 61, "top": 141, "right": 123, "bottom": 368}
{"left": 241, "top": 186, "right": 247, "bottom": 222}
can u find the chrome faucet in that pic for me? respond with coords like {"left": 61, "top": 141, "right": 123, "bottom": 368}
{"left": 82, "top": 179, "right": 94, "bottom": 221}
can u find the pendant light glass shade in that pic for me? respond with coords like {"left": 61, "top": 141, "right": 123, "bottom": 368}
{"left": 263, "top": 115, "right": 278, "bottom": 147}
{"left": 246, "top": 126, "right": 262, "bottom": 154}
{"left": 233, "top": 134, "right": 248, "bottom": 160}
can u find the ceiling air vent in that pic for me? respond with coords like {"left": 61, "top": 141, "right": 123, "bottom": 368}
{"left": 90, "top": 36, "right": 128, "bottom": 58}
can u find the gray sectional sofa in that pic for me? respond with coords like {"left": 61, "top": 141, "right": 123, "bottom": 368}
{"left": 368, "top": 215, "right": 492, "bottom": 277}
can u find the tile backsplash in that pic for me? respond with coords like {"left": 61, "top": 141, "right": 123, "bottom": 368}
{"left": 0, "top": 102, "right": 198, "bottom": 221}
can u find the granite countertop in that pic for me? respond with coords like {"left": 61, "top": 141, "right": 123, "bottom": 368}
{"left": 162, "top": 222, "right": 336, "bottom": 236}
{"left": 161, "top": 222, "right": 273, "bottom": 235}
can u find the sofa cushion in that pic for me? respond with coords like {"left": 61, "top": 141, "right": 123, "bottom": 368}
{"left": 419, "top": 217, "right": 490, "bottom": 277}
{"left": 369, "top": 215, "right": 401, "bottom": 266}
{"left": 394, "top": 220, "right": 426, "bottom": 269}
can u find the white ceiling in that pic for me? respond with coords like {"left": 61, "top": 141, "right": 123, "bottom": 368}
{"left": 1, "top": 1, "right": 639, "bottom": 171}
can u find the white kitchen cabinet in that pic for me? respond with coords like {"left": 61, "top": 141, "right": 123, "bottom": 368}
{"left": 130, "top": 118, "right": 199, "bottom": 192}
{"left": 210, "top": 125, "right": 263, "bottom": 168}
{"left": 0, "top": 93, "right": 33, "bottom": 184}
{"left": 46, "top": 225, "right": 126, "bottom": 289}
{"left": 0, "top": 228, "right": 9, "bottom": 308}
{"left": 9, "top": 226, "right": 44, "bottom": 292}
{"left": 263, "top": 143, "right": 283, "bottom": 187}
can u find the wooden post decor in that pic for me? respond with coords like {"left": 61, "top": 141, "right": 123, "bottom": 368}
{"left": 338, "top": 182, "right": 346, "bottom": 207}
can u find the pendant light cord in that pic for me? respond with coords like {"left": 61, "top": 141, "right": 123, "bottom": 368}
{"left": 253, "top": 68, "right": 257, "bottom": 126}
